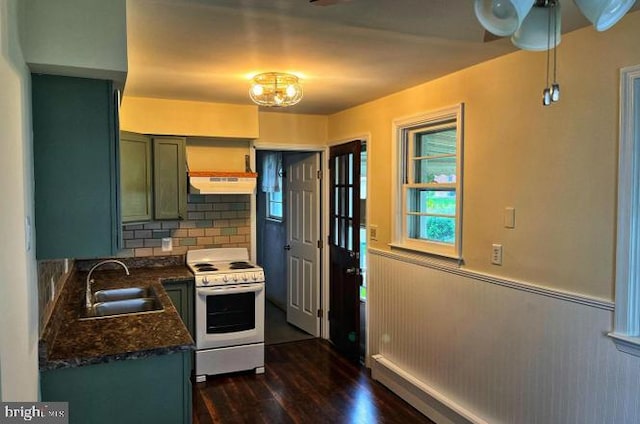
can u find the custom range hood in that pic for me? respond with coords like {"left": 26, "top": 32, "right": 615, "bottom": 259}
{"left": 189, "top": 171, "right": 257, "bottom": 195}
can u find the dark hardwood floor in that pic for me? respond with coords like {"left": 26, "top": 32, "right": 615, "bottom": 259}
{"left": 193, "top": 339, "right": 434, "bottom": 424}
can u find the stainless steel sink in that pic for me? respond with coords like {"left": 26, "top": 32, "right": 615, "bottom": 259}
{"left": 92, "top": 298, "right": 163, "bottom": 317}
{"left": 93, "top": 287, "right": 154, "bottom": 302}
{"left": 80, "top": 287, "right": 164, "bottom": 320}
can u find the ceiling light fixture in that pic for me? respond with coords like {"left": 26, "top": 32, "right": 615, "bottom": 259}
{"left": 474, "top": 0, "right": 636, "bottom": 104}
{"left": 249, "top": 72, "right": 303, "bottom": 107}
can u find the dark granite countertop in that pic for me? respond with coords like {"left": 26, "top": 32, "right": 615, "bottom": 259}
{"left": 40, "top": 264, "right": 195, "bottom": 371}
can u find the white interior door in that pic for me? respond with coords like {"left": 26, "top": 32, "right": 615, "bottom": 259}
{"left": 285, "top": 152, "right": 321, "bottom": 336}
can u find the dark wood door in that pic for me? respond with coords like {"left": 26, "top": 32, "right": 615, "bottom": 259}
{"left": 329, "top": 140, "right": 362, "bottom": 361}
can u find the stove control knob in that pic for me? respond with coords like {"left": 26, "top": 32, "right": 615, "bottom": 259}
{"left": 242, "top": 273, "right": 248, "bottom": 281}
{"left": 232, "top": 274, "right": 238, "bottom": 282}
{"left": 222, "top": 275, "right": 229, "bottom": 282}
{"left": 202, "top": 276, "right": 210, "bottom": 286}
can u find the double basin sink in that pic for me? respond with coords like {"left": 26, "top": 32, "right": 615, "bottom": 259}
{"left": 81, "top": 286, "right": 164, "bottom": 320}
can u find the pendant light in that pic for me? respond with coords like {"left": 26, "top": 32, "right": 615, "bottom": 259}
{"left": 574, "top": 0, "right": 637, "bottom": 31}
{"left": 474, "top": 0, "right": 535, "bottom": 36}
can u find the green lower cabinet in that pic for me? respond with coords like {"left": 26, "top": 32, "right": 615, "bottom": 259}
{"left": 163, "top": 280, "right": 194, "bottom": 337}
{"left": 41, "top": 351, "right": 192, "bottom": 424}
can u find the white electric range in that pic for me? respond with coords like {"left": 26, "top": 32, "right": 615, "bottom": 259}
{"left": 187, "top": 248, "right": 265, "bottom": 382}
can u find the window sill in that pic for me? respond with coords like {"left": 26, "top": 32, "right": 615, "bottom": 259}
{"left": 389, "top": 243, "right": 463, "bottom": 266}
{"left": 389, "top": 242, "right": 462, "bottom": 262}
{"left": 265, "top": 217, "right": 283, "bottom": 223}
{"left": 608, "top": 332, "right": 640, "bottom": 358}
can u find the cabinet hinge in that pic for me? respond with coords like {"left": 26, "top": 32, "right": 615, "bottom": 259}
{"left": 317, "top": 239, "right": 322, "bottom": 249}
{"left": 317, "top": 309, "right": 323, "bottom": 318}
{"left": 317, "top": 169, "right": 322, "bottom": 179}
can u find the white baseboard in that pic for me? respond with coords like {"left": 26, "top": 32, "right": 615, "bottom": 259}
{"left": 371, "top": 354, "right": 488, "bottom": 424}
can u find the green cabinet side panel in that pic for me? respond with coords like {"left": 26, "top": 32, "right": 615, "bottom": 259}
{"left": 120, "top": 132, "right": 152, "bottom": 222}
{"left": 32, "top": 74, "right": 118, "bottom": 259}
{"left": 153, "top": 137, "right": 187, "bottom": 220}
{"left": 163, "top": 280, "right": 194, "bottom": 337}
{"left": 41, "top": 352, "right": 192, "bottom": 424}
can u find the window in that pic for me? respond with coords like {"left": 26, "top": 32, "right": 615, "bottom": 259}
{"left": 267, "top": 189, "right": 283, "bottom": 220}
{"left": 609, "top": 65, "right": 640, "bottom": 357}
{"left": 392, "top": 104, "right": 464, "bottom": 258}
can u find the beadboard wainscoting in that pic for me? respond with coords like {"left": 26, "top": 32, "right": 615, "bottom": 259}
{"left": 368, "top": 249, "right": 640, "bottom": 424}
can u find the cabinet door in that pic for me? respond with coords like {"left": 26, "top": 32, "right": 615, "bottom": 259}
{"left": 120, "top": 132, "right": 152, "bottom": 222}
{"left": 163, "top": 281, "right": 194, "bottom": 337}
{"left": 32, "top": 74, "right": 119, "bottom": 259}
{"left": 153, "top": 137, "right": 187, "bottom": 220}
{"left": 41, "top": 351, "right": 192, "bottom": 424}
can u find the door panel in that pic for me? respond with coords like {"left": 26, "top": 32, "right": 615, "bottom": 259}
{"left": 329, "top": 140, "right": 362, "bottom": 360}
{"left": 286, "top": 152, "right": 321, "bottom": 336}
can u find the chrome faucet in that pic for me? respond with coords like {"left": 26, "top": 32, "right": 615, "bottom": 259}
{"left": 86, "top": 259, "right": 130, "bottom": 309}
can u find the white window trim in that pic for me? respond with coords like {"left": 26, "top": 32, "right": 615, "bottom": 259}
{"left": 266, "top": 190, "right": 283, "bottom": 221}
{"left": 390, "top": 103, "right": 464, "bottom": 259}
{"left": 609, "top": 64, "right": 640, "bottom": 357}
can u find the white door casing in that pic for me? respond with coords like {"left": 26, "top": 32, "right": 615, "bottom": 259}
{"left": 285, "top": 152, "right": 321, "bottom": 336}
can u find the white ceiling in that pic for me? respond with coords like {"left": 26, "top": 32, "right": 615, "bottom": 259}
{"left": 125, "top": 0, "right": 636, "bottom": 115}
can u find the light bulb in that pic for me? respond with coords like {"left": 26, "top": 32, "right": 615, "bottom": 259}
{"left": 251, "top": 84, "right": 264, "bottom": 96}
{"left": 286, "top": 84, "right": 297, "bottom": 98}
{"left": 551, "top": 83, "right": 560, "bottom": 102}
{"left": 492, "top": 0, "right": 514, "bottom": 19}
{"left": 542, "top": 88, "right": 551, "bottom": 106}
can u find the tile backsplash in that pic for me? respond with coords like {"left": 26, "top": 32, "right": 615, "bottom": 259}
{"left": 38, "top": 259, "right": 72, "bottom": 333}
{"left": 117, "top": 194, "right": 251, "bottom": 257}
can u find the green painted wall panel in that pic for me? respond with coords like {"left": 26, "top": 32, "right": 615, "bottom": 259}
{"left": 32, "top": 74, "right": 118, "bottom": 259}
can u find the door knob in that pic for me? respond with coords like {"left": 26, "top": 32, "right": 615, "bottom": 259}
{"left": 345, "top": 267, "right": 360, "bottom": 275}
{"left": 284, "top": 245, "right": 291, "bottom": 251}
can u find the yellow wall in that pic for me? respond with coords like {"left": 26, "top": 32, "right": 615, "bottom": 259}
{"left": 120, "top": 96, "right": 260, "bottom": 138}
{"left": 257, "top": 111, "right": 328, "bottom": 146}
{"left": 0, "top": 0, "right": 39, "bottom": 400}
{"left": 186, "top": 138, "right": 250, "bottom": 172}
{"left": 328, "top": 11, "right": 640, "bottom": 300}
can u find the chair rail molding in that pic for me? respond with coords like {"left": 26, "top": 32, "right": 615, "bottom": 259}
{"left": 610, "top": 64, "right": 640, "bottom": 357}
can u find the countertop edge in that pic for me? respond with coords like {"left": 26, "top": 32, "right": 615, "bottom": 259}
{"left": 39, "top": 265, "right": 196, "bottom": 372}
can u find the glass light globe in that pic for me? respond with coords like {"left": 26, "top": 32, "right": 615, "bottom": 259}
{"left": 492, "top": 0, "right": 515, "bottom": 19}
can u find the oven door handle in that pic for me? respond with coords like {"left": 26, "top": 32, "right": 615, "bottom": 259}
{"left": 196, "top": 284, "right": 264, "bottom": 296}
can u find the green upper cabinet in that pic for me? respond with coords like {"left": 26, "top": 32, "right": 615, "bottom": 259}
{"left": 120, "top": 132, "right": 152, "bottom": 222}
{"left": 153, "top": 137, "right": 187, "bottom": 220}
{"left": 32, "top": 74, "right": 119, "bottom": 259}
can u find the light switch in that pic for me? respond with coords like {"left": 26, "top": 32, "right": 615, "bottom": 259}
{"left": 162, "top": 237, "right": 173, "bottom": 252}
{"left": 369, "top": 225, "right": 378, "bottom": 241}
{"left": 504, "top": 207, "right": 516, "bottom": 229}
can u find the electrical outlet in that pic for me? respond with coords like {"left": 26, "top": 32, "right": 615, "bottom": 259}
{"left": 162, "top": 237, "right": 173, "bottom": 252}
{"left": 491, "top": 244, "right": 503, "bottom": 265}
{"left": 369, "top": 225, "right": 378, "bottom": 241}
